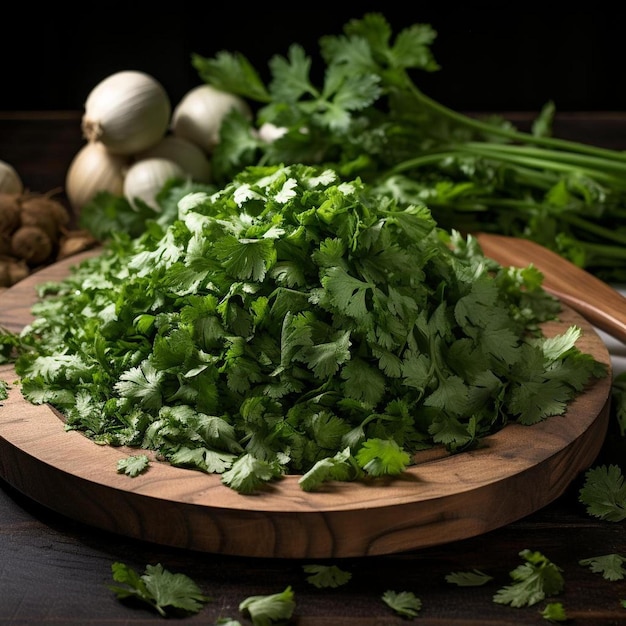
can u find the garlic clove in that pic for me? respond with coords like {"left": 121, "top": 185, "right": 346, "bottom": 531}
{"left": 123, "top": 157, "right": 186, "bottom": 212}
{"left": 0, "top": 160, "right": 24, "bottom": 194}
{"left": 135, "top": 135, "right": 212, "bottom": 183}
{"left": 82, "top": 70, "right": 171, "bottom": 155}
{"left": 171, "top": 84, "right": 251, "bottom": 153}
{"left": 65, "top": 142, "right": 129, "bottom": 214}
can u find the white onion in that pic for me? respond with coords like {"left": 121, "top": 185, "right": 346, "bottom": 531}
{"left": 0, "top": 160, "right": 23, "bottom": 194}
{"left": 171, "top": 84, "right": 251, "bottom": 153}
{"left": 81, "top": 70, "right": 171, "bottom": 155}
{"left": 135, "top": 135, "right": 212, "bottom": 183}
{"left": 123, "top": 157, "right": 186, "bottom": 212}
{"left": 65, "top": 142, "right": 129, "bottom": 213}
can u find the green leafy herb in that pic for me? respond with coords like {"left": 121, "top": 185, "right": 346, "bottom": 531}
{"left": 117, "top": 454, "right": 150, "bottom": 477}
{"left": 9, "top": 164, "right": 606, "bottom": 493}
{"left": 579, "top": 465, "right": 626, "bottom": 522}
{"left": 611, "top": 373, "right": 626, "bottom": 436}
{"left": 0, "top": 379, "right": 8, "bottom": 401}
{"left": 445, "top": 569, "right": 493, "bottom": 586}
{"left": 238, "top": 586, "right": 296, "bottom": 625}
{"left": 302, "top": 564, "right": 352, "bottom": 588}
{"left": 541, "top": 602, "right": 568, "bottom": 622}
{"left": 579, "top": 554, "right": 626, "bottom": 580}
{"left": 192, "top": 12, "right": 626, "bottom": 283}
{"left": 108, "top": 562, "right": 211, "bottom": 616}
{"left": 493, "top": 549, "right": 564, "bottom": 608}
{"left": 381, "top": 589, "right": 422, "bottom": 618}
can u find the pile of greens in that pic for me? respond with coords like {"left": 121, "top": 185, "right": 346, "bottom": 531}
{"left": 9, "top": 163, "right": 607, "bottom": 493}
{"left": 189, "top": 12, "right": 626, "bottom": 283}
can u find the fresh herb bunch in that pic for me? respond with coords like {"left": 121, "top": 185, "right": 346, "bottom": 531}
{"left": 13, "top": 164, "right": 606, "bottom": 493}
{"left": 192, "top": 12, "right": 626, "bottom": 282}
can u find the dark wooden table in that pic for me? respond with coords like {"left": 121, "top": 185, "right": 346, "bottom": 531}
{"left": 1, "top": 112, "right": 626, "bottom": 625}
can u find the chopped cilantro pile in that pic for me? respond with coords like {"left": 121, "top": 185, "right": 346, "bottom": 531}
{"left": 13, "top": 163, "right": 606, "bottom": 492}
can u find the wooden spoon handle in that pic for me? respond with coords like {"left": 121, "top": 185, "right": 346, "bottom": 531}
{"left": 476, "top": 233, "right": 626, "bottom": 345}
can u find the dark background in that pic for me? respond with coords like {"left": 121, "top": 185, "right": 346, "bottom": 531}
{"left": 3, "top": 4, "right": 625, "bottom": 114}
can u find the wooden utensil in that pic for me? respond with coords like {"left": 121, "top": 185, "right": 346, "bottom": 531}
{"left": 476, "top": 233, "right": 626, "bottom": 345}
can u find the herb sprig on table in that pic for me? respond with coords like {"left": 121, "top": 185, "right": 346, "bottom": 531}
{"left": 11, "top": 163, "right": 606, "bottom": 493}
{"left": 189, "top": 12, "right": 626, "bottom": 282}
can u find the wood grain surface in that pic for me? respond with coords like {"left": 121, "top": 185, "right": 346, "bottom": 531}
{"left": 0, "top": 248, "right": 613, "bottom": 559}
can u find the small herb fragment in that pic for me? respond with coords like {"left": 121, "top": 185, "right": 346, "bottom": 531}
{"left": 578, "top": 465, "right": 626, "bottom": 522}
{"left": 579, "top": 554, "right": 626, "bottom": 581}
{"left": 117, "top": 454, "right": 150, "bottom": 477}
{"left": 108, "top": 562, "right": 211, "bottom": 616}
{"left": 381, "top": 589, "right": 422, "bottom": 618}
{"left": 0, "top": 379, "right": 8, "bottom": 401}
{"left": 445, "top": 569, "right": 493, "bottom": 586}
{"left": 541, "top": 602, "right": 568, "bottom": 622}
{"left": 238, "top": 585, "right": 296, "bottom": 625}
{"left": 302, "top": 564, "right": 352, "bottom": 588}
{"left": 493, "top": 549, "right": 564, "bottom": 608}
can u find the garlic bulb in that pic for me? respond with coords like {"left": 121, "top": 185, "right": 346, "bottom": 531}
{"left": 0, "top": 160, "right": 23, "bottom": 194}
{"left": 82, "top": 70, "right": 171, "bottom": 155}
{"left": 123, "top": 157, "right": 186, "bottom": 212}
{"left": 135, "top": 135, "right": 212, "bottom": 183}
{"left": 65, "top": 142, "right": 129, "bottom": 213}
{"left": 171, "top": 84, "right": 251, "bottom": 153}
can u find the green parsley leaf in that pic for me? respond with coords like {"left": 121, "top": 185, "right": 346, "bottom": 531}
{"left": 381, "top": 589, "right": 422, "bottom": 618}
{"left": 108, "top": 562, "right": 211, "bottom": 617}
{"left": 445, "top": 569, "right": 493, "bottom": 586}
{"left": 493, "top": 549, "right": 564, "bottom": 608}
{"left": 117, "top": 454, "right": 150, "bottom": 477}
{"left": 303, "top": 564, "right": 352, "bottom": 588}
{"left": 238, "top": 585, "right": 296, "bottom": 626}
{"left": 355, "top": 438, "right": 411, "bottom": 476}
{"left": 579, "top": 465, "right": 626, "bottom": 522}
{"left": 0, "top": 379, "right": 8, "bottom": 401}
{"left": 579, "top": 554, "right": 626, "bottom": 581}
{"left": 541, "top": 601, "right": 568, "bottom": 622}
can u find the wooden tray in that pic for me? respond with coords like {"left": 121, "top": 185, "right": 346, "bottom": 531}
{"left": 0, "top": 252, "right": 613, "bottom": 559}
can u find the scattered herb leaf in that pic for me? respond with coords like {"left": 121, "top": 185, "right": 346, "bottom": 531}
{"left": 579, "top": 465, "right": 626, "bottom": 522}
{"left": 108, "top": 562, "right": 211, "bottom": 616}
{"left": 238, "top": 585, "right": 296, "bottom": 625}
{"left": 381, "top": 589, "right": 422, "bottom": 618}
{"left": 445, "top": 569, "right": 493, "bottom": 586}
{"left": 117, "top": 454, "right": 150, "bottom": 477}
{"left": 493, "top": 549, "right": 564, "bottom": 608}
{"left": 303, "top": 564, "right": 352, "bottom": 588}
{"left": 579, "top": 554, "right": 626, "bottom": 581}
{"left": 541, "top": 601, "right": 568, "bottom": 622}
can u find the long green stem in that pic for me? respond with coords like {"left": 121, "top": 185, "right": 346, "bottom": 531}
{"left": 407, "top": 82, "right": 626, "bottom": 163}
{"left": 464, "top": 142, "right": 626, "bottom": 175}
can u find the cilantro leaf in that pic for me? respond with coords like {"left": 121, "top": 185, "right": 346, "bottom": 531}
{"left": 381, "top": 589, "right": 422, "bottom": 618}
{"left": 355, "top": 438, "right": 411, "bottom": 476}
{"left": 541, "top": 602, "right": 568, "bottom": 622}
{"left": 108, "top": 562, "right": 211, "bottom": 617}
{"left": 579, "top": 554, "right": 626, "bottom": 581}
{"left": 117, "top": 454, "right": 150, "bottom": 477}
{"left": 445, "top": 569, "right": 493, "bottom": 586}
{"left": 493, "top": 549, "right": 564, "bottom": 608}
{"left": 238, "top": 586, "right": 296, "bottom": 626}
{"left": 303, "top": 564, "right": 352, "bottom": 588}
{"left": 0, "top": 379, "right": 8, "bottom": 401}
{"left": 579, "top": 465, "right": 626, "bottom": 522}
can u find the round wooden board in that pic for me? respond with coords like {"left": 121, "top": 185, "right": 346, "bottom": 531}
{"left": 0, "top": 251, "right": 613, "bottom": 559}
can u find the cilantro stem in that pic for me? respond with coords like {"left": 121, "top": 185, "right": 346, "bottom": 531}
{"left": 406, "top": 82, "right": 626, "bottom": 164}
